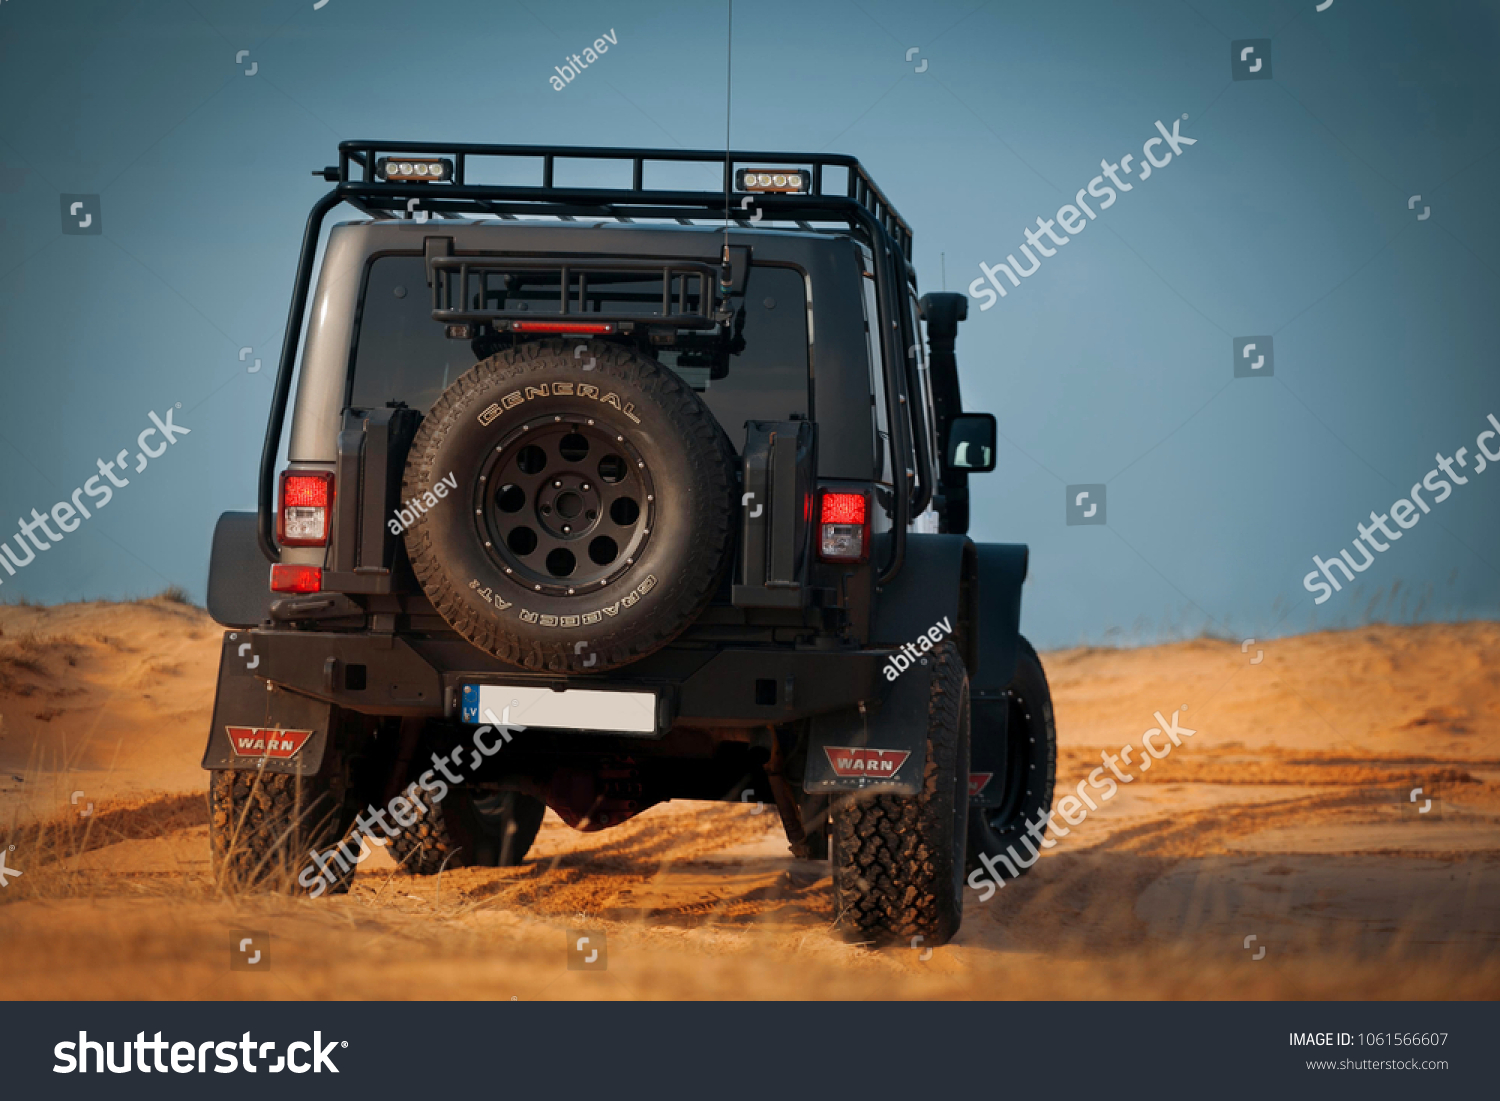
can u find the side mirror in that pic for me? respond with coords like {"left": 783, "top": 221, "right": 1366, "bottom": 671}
{"left": 945, "top": 413, "right": 997, "bottom": 473}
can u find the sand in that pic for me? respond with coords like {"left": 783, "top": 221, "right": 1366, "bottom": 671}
{"left": 1, "top": 599, "right": 1497, "bottom": 1000}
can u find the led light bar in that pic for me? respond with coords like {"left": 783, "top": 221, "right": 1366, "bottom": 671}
{"left": 735, "top": 168, "right": 809, "bottom": 193}
{"left": 377, "top": 157, "right": 453, "bottom": 182}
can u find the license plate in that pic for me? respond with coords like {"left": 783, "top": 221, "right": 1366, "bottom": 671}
{"left": 461, "top": 684, "right": 657, "bottom": 734}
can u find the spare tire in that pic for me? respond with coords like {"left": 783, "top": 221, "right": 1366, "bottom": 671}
{"left": 403, "top": 338, "right": 736, "bottom": 673}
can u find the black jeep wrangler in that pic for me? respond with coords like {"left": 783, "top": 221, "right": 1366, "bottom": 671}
{"left": 203, "top": 140, "right": 1057, "bottom": 946}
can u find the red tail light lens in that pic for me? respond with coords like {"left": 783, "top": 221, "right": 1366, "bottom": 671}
{"left": 278, "top": 471, "right": 334, "bottom": 546}
{"left": 818, "top": 490, "right": 869, "bottom": 563}
{"left": 509, "top": 321, "right": 616, "bottom": 334}
{"left": 270, "top": 563, "right": 323, "bottom": 594}
{"left": 820, "top": 492, "right": 867, "bottom": 525}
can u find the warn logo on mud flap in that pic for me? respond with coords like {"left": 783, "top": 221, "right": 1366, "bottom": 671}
{"left": 969, "top": 772, "right": 993, "bottom": 798}
{"left": 823, "top": 747, "right": 911, "bottom": 778}
{"left": 227, "top": 727, "right": 313, "bottom": 759}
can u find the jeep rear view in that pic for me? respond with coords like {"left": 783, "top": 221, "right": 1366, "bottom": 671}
{"left": 203, "top": 141, "right": 1058, "bottom": 947}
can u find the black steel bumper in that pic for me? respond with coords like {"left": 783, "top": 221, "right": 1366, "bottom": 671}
{"left": 235, "top": 627, "right": 887, "bottom": 732}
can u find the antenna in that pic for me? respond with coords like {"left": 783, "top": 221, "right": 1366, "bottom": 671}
{"left": 723, "top": 0, "right": 733, "bottom": 231}
{"left": 718, "top": 0, "right": 734, "bottom": 315}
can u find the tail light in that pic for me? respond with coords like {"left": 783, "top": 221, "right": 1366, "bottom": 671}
{"left": 278, "top": 470, "right": 334, "bottom": 546}
{"left": 818, "top": 490, "right": 869, "bottom": 563}
{"left": 270, "top": 563, "right": 323, "bottom": 593}
{"left": 507, "top": 321, "right": 616, "bottom": 334}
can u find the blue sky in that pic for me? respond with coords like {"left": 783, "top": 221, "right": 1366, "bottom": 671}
{"left": 1, "top": 0, "right": 1497, "bottom": 649}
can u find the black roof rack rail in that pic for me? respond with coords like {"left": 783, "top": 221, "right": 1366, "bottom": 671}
{"left": 315, "top": 140, "right": 914, "bottom": 261}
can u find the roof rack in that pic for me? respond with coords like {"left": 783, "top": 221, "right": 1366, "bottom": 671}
{"left": 316, "top": 140, "right": 913, "bottom": 261}
{"left": 262, "top": 141, "right": 923, "bottom": 585}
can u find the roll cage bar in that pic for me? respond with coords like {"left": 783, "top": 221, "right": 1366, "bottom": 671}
{"left": 260, "top": 140, "right": 932, "bottom": 585}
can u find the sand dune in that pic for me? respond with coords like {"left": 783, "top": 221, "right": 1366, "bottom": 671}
{"left": 2, "top": 600, "right": 1497, "bottom": 999}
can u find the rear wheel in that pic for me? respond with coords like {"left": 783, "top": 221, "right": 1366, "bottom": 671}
{"left": 385, "top": 784, "right": 547, "bottom": 874}
{"left": 966, "top": 637, "right": 1057, "bottom": 881}
{"left": 830, "top": 641, "right": 970, "bottom": 946}
{"left": 209, "top": 769, "right": 354, "bottom": 895}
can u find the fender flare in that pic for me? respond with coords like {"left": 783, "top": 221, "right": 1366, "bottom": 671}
{"left": 971, "top": 542, "right": 1029, "bottom": 699}
{"left": 869, "top": 534, "right": 1028, "bottom": 693}
{"left": 870, "top": 533, "right": 979, "bottom": 673}
{"left": 207, "top": 511, "right": 272, "bottom": 630}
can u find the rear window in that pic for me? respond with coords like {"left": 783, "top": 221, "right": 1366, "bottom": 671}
{"left": 348, "top": 255, "right": 810, "bottom": 441}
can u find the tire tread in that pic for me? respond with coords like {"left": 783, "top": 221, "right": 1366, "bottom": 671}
{"left": 831, "top": 641, "right": 968, "bottom": 945}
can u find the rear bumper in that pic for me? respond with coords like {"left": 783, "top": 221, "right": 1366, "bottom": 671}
{"left": 235, "top": 626, "right": 887, "bottom": 731}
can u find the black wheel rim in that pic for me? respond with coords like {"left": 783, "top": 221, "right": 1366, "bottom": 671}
{"left": 983, "top": 687, "right": 1034, "bottom": 832}
{"left": 473, "top": 414, "right": 656, "bottom": 597}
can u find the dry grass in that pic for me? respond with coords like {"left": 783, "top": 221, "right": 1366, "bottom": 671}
{"left": 1, "top": 634, "right": 49, "bottom": 676}
{"left": 0, "top": 630, "right": 83, "bottom": 692}
{"left": 0, "top": 792, "right": 210, "bottom": 903}
{"left": 91, "top": 632, "right": 139, "bottom": 652}
{"left": 140, "top": 585, "right": 195, "bottom": 607}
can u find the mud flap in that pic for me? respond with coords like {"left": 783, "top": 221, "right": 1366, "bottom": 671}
{"left": 201, "top": 631, "right": 333, "bottom": 777}
{"left": 802, "top": 651, "right": 931, "bottom": 796}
